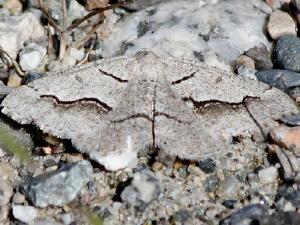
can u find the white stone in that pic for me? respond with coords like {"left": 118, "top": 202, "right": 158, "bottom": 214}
{"left": 258, "top": 166, "right": 278, "bottom": 184}
{"left": 69, "top": 47, "right": 85, "bottom": 62}
{"left": 102, "top": 0, "right": 272, "bottom": 68}
{"left": 0, "top": 12, "right": 45, "bottom": 59}
{"left": 19, "top": 43, "right": 47, "bottom": 71}
{"left": 267, "top": 10, "right": 297, "bottom": 40}
{"left": 0, "top": 147, "right": 5, "bottom": 157}
{"left": 12, "top": 205, "right": 38, "bottom": 224}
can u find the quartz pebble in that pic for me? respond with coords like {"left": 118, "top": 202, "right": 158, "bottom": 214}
{"left": 20, "top": 160, "right": 93, "bottom": 207}
{"left": 258, "top": 166, "right": 278, "bottom": 184}
{"left": 12, "top": 205, "right": 38, "bottom": 224}
{"left": 19, "top": 43, "right": 47, "bottom": 71}
{"left": 267, "top": 10, "right": 297, "bottom": 40}
{"left": 270, "top": 126, "right": 300, "bottom": 154}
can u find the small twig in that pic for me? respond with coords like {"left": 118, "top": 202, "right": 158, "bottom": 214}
{"left": 61, "top": 0, "right": 68, "bottom": 30}
{"left": 0, "top": 47, "right": 25, "bottom": 77}
{"left": 77, "top": 38, "right": 96, "bottom": 66}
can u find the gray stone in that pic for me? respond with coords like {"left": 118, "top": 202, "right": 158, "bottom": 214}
{"left": 12, "top": 205, "right": 38, "bottom": 224}
{"left": 216, "top": 175, "right": 240, "bottom": 198}
{"left": 279, "top": 114, "right": 300, "bottom": 126}
{"left": 20, "top": 160, "right": 93, "bottom": 207}
{"left": 255, "top": 69, "right": 300, "bottom": 92}
{"left": 0, "top": 178, "right": 12, "bottom": 206}
{"left": 204, "top": 175, "right": 219, "bottom": 193}
{"left": 0, "top": 81, "right": 12, "bottom": 99}
{"left": 19, "top": 43, "right": 47, "bottom": 71}
{"left": 102, "top": 0, "right": 271, "bottom": 68}
{"left": 121, "top": 168, "right": 161, "bottom": 210}
{"left": 237, "top": 66, "right": 258, "bottom": 80}
{"left": 274, "top": 35, "right": 300, "bottom": 72}
{"left": 258, "top": 166, "right": 278, "bottom": 184}
{"left": 198, "top": 158, "right": 216, "bottom": 173}
{"left": 1, "top": 51, "right": 299, "bottom": 171}
{"left": 245, "top": 43, "right": 273, "bottom": 70}
{"left": 257, "top": 211, "right": 300, "bottom": 225}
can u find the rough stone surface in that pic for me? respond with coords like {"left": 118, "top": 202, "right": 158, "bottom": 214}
{"left": 0, "top": 12, "right": 44, "bottom": 59}
{"left": 12, "top": 205, "right": 38, "bottom": 224}
{"left": 0, "top": 178, "right": 12, "bottom": 206}
{"left": 121, "top": 167, "right": 161, "bottom": 210}
{"left": 1, "top": 51, "right": 299, "bottom": 171}
{"left": 20, "top": 160, "right": 93, "bottom": 207}
{"left": 255, "top": 69, "right": 300, "bottom": 92}
{"left": 0, "top": 80, "right": 12, "bottom": 99}
{"left": 279, "top": 114, "right": 300, "bottom": 126}
{"left": 258, "top": 166, "right": 278, "bottom": 184}
{"left": 216, "top": 175, "right": 240, "bottom": 198}
{"left": 235, "top": 55, "right": 256, "bottom": 70}
{"left": 245, "top": 43, "right": 273, "bottom": 70}
{"left": 274, "top": 35, "right": 300, "bottom": 72}
{"left": 102, "top": 0, "right": 271, "bottom": 68}
{"left": 267, "top": 10, "right": 297, "bottom": 40}
{"left": 19, "top": 43, "right": 47, "bottom": 71}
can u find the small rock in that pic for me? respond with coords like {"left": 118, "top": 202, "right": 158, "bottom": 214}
{"left": 222, "top": 199, "right": 238, "bottom": 209}
{"left": 0, "top": 12, "right": 45, "bottom": 59}
{"left": 0, "top": 81, "right": 12, "bottom": 99}
{"left": 0, "top": 178, "right": 13, "bottom": 206}
{"left": 7, "top": 73, "right": 22, "bottom": 87}
{"left": 216, "top": 175, "right": 240, "bottom": 198}
{"left": 204, "top": 175, "right": 220, "bottom": 193}
{"left": 3, "top": 0, "right": 22, "bottom": 15}
{"left": 237, "top": 66, "right": 258, "bottom": 80}
{"left": 267, "top": 10, "right": 297, "bottom": 40}
{"left": 0, "top": 206, "right": 9, "bottom": 222}
{"left": 198, "top": 158, "right": 216, "bottom": 173}
{"left": 152, "top": 161, "right": 164, "bottom": 172}
{"left": 12, "top": 192, "right": 25, "bottom": 204}
{"left": 283, "top": 201, "right": 296, "bottom": 211}
{"left": 69, "top": 47, "right": 85, "bottom": 62}
{"left": 255, "top": 69, "right": 300, "bottom": 92}
{"left": 258, "top": 166, "right": 278, "bottom": 184}
{"left": 235, "top": 55, "right": 256, "bottom": 70}
{"left": 20, "top": 160, "right": 93, "bottom": 207}
{"left": 270, "top": 125, "right": 300, "bottom": 154}
{"left": 12, "top": 205, "right": 38, "bottom": 224}
{"left": 85, "top": 0, "right": 109, "bottom": 10}
{"left": 24, "top": 72, "right": 46, "bottom": 84}
{"left": 19, "top": 43, "right": 47, "bottom": 71}
{"left": 274, "top": 35, "right": 300, "bottom": 72}
{"left": 121, "top": 167, "right": 161, "bottom": 210}
{"left": 245, "top": 43, "right": 273, "bottom": 69}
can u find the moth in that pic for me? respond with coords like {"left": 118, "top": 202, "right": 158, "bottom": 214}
{"left": 1, "top": 51, "right": 299, "bottom": 170}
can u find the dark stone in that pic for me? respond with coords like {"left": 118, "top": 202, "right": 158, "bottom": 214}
{"left": 221, "top": 204, "right": 269, "bottom": 225}
{"left": 274, "top": 35, "right": 300, "bottom": 72}
{"left": 198, "top": 158, "right": 216, "bottom": 173}
{"left": 255, "top": 69, "right": 300, "bottom": 92}
{"left": 245, "top": 43, "right": 273, "bottom": 70}
{"left": 204, "top": 175, "right": 220, "bottom": 192}
{"left": 24, "top": 72, "right": 46, "bottom": 84}
{"left": 276, "top": 185, "right": 300, "bottom": 208}
{"left": 222, "top": 199, "right": 238, "bottom": 209}
{"left": 257, "top": 211, "right": 300, "bottom": 225}
{"left": 137, "top": 20, "right": 152, "bottom": 37}
{"left": 279, "top": 114, "right": 300, "bottom": 126}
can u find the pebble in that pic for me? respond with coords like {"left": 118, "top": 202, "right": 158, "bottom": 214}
{"left": 12, "top": 192, "right": 25, "bottom": 204}
{"left": 152, "top": 161, "right": 164, "bottom": 172}
{"left": 19, "top": 43, "right": 47, "bottom": 71}
{"left": 69, "top": 47, "right": 85, "bottom": 62}
{"left": 245, "top": 43, "right": 273, "bottom": 69}
{"left": 255, "top": 69, "right": 300, "bottom": 92}
{"left": 0, "top": 12, "right": 45, "bottom": 59}
{"left": 274, "top": 35, "right": 300, "bottom": 72}
{"left": 216, "top": 175, "right": 240, "bottom": 198}
{"left": 198, "top": 158, "right": 216, "bottom": 173}
{"left": 235, "top": 55, "right": 256, "bottom": 70}
{"left": 20, "top": 160, "right": 93, "bottom": 207}
{"left": 237, "top": 66, "right": 258, "bottom": 80}
{"left": 258, "top": 166, "right": 278, "bottom": 184}
{"left": 3, "top": 0, "right": 22, "bottom": 15}
{"left": 0, "top": 178, "right": 13, "bottom": 206}
{"left": 204, "top": 175, "right": 220, "bottom": 193}
{"left": 267, "top": 10, "right": 297, "bottom": 40}
{"left": 85, "top": 0, "right": 109, "bottom": 10}
{"left": 24, "top": 72, "right": 46, "bottom": 84}
{"left": 121, "top": 167, "right": 161, "bottom": 211}
{"left": 279, "top": 114, "right": 300, "bottom": 126}
{"left": 6, "top": 73, "right": 22, "bottom": 87}
{"left": 12, "top": 205, "right": 38, "bottom": 224}
{"left": 270, "top": 126, "right": 300, "bottom": 154}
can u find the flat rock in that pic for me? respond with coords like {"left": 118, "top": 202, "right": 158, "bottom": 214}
{"left": 274, "top": 35, "right": 300, "bottom": 72}
{"left": 102, "top": 0, "right": 271, "bottom": 68}
{"left": 255, "top": 69, "right": 300, "bottom": 92}
{"left": 1, "top": 51, "right": 299, "bottom": 171}
{"left": 20, "top": 160, "right": 93, "bottom": 207}
{"left": 12, "top": 205, "right": 38, "bottom": 224}
{"left": 267, "top": 10, "right": 297, "bottom": 40}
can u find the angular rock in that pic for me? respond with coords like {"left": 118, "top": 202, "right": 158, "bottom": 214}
{"left": 20, "top": 160, "right": 93, "bottom": 207}
{"left": 255, "top": 69, "right": 300, "bottom": 92}
{"left": 270, "top": 126, "right": 300, "bottom": 155}
{"left": 1, "top": 51, "right": 299, "bottom": 171}
{"left": 12, "top": 205, "right": 38, "bottom": 224}
{"left": 7, "top": 73, "right": 22, "bottom": 88}
{"left": 267, "top": 10, "right": 297, "bottom": 40}
{"left": 198, "top": 158, "right": 216, "bottom": 173}
{"left": 204, "top": 175, "right": 220, "bottom": 193}
{"left": 19, "top": 43, "right": 47, "bottom": 72}
{"left": 121, "top": 168, "right": 161, "bottom": 210}
{"left": 0, "top": 12, "right": 45, "bottom": 59}
{"left": 258, "top": 166, "right": 278, "bottom": 184}
{"left": 102, "top": 0, "right": 271, "bottom": 68}
{"left": 235, "top": 55, "right": 256, "bottom": 70}
{"left": 245, "top": 43, "right": 273, "bottom": 70}
{"left": 274, "top": 35, "right": 300, "bottom": 72}
{"left": 216, "top": 175, "right": 240, "bottom": 198}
